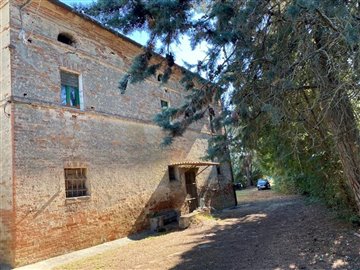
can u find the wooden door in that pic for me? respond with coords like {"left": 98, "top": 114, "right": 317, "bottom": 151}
{"left": 185, "top": 171, "right": 199, "bottom": 212}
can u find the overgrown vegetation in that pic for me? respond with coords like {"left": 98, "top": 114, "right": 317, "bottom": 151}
{"left": 228, "top": 100, "right": 359, "bottom": 221}
{"left": 257, "top": 124, "right": 359, "bottom": 223}
{"left": 83, "top": 0, "right": 360, "bottom": 221}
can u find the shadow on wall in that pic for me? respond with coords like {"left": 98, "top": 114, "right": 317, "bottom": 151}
{"left": 0, "top": 263, "right": 11, "bottom": 270}
{"left": 15, "top": 188, "right": 62, "bottom": 226}
{"left": 128, "top": 171, "right": 187, "bottom": 237}
{"left": 128, "top": 165, "right": 235, "bottom": 236}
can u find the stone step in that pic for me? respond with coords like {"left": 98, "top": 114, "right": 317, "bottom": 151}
{"left": 149, "top": 210, "right": 179, "bottom": 232}
{"left": 179, "top": 211, "right": 200, "bottom": 229}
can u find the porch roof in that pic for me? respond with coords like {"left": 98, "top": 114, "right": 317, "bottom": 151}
{"left": 169, "top": 161, "right": 220, "bottom": 167}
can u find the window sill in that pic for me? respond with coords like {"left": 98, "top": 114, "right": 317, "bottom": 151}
{"left": 65, "top": 195, "right": 91, "bottom": 204}
{"left": 61, "top": 105, "right": 84, "bottom": 113}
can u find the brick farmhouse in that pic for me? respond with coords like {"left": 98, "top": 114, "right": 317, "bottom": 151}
{"left": 0, "top": 0, "right": 236, "bottom": 267}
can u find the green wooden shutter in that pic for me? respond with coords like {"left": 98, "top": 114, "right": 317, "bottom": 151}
{"left": 65, "top": 85, "right": 71, "bottom": 106}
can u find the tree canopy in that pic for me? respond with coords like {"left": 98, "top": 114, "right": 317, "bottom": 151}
{"left": 84, "top": 0, "right": 360, "bottom": 217}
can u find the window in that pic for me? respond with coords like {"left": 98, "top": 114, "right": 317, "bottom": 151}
{"left": 60, "top": 70, "right": 80, "bottom": 108}
{"left": 64, "top": 168, "right": 88, "bottom": 198}
{"left": 161, "top": 99, "right": 169, "bottom": 109}
{"left": 58, "top": 33, "right": 75, "bottom": 46}
{"left": 168, "top": 166, "right": 177, "bottom": 181}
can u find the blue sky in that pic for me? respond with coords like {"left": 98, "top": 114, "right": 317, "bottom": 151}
{"left": 60, "top": 0, "right": 207, "bottom": 67}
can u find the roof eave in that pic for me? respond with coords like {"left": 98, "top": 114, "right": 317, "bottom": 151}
{"left": 49, "top": 0, "right": 144, "bottom": 49}
{"left": 48, "top": 0, "right": 189, "bottom": 75}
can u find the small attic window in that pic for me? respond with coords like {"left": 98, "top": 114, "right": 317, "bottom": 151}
{"left": 58, "top": 33, "right": 75, "bottom": 46}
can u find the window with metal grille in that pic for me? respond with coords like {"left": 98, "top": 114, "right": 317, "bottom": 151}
{"left": 60, "top": 70, "right": 80, "bottom": 108}
{"left": 64, "top": 168, "right": 88, "bottom": 198}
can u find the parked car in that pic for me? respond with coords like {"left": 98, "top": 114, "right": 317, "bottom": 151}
{"left": 257, "top": 179, "right": 271, "bottom": 190}
{"left": 233, "top": 182, "right": 244, "bottom": 190}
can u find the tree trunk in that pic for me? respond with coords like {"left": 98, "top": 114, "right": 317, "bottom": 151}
{"left": 243, "top": 153, "right": 253, "bottom": 186}
{"left": 314, "top": 28, "right": 360, "bottom": 215}
{"left": 321, "top": 92, "right": 360, "bottom": 215}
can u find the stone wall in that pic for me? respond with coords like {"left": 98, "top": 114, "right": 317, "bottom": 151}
{"left": 12, "top": 104, "right": 228, "bottom": 266}
{"left": 9, "top": 0, "right": 203, "bottom": 125}
{"left": 0, "top": 0, "right": 15, "bottom": 267}
{"left": 7, "top": 0, "right": 235, "bottom": 266}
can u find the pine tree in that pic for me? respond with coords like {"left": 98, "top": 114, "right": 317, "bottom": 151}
{"left": 84, "top": 0, "right": 360, "bottom": 215}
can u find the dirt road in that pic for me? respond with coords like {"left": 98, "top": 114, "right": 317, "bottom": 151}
{"left": 58, "top": 189, "right": 360, "bottom": 270}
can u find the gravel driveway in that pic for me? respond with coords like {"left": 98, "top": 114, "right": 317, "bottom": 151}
{"left": 57, "top": 188, "right": 360, "bottom": 270}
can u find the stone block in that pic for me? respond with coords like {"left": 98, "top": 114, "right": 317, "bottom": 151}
{"left": 179, "top": 212, "right": 199, "bottom": 229}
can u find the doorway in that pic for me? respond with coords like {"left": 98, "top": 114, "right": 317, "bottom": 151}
{"left": 185, "top": 170, "right": 199, "bottom": 212}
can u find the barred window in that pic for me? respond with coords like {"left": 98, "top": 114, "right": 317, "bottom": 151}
{"left": 64, "top": 168, "right": 88, "bottom": 198}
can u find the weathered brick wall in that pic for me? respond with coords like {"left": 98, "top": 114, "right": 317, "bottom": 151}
{"left": 0, "top": 0, "right": 15, "bottom": 267}
{"left": 202, "top": 162, "right": 236, "bottom": 210}
{"left": 12, "top": 105, "right": 223, "bottom": 266}
{"left": 9, "top": 0, "right": 206, "bottom": 126}
{"left": 7, "top": 0, "right": 235, "bottom": 266}
{"left": 0, "top": 108, "right": 13, "bottom": 268}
